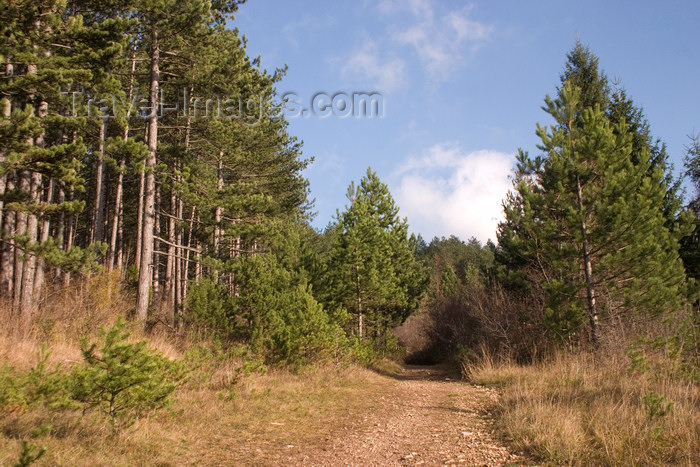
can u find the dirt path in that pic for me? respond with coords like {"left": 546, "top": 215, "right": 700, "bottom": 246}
{"left": 285, "top": 365, "right": 526, "bottom": 466}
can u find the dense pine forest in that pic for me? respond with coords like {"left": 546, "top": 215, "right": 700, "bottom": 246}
{"left": 1, "top": 1, "right": 699, "bottom": 465}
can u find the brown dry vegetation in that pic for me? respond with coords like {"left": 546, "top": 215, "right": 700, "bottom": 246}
{"left": 0, "top": 338, "right": 391, "bottom": 465}
{"left": 2, "top": 276, "right": 524, "bottom": 466}
{"left": 467, "top": 349, "right": 700, "bottom": 466}
{"left": 0, "top": 277, "right": 397, "bottom": 465}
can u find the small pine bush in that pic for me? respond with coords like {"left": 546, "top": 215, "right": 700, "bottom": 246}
{"left": 70, "top": 317, "right": 187, "bottom": 428}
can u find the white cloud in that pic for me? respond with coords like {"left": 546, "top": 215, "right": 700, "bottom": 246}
{"left": 340, "top": 40, "right": 407, "bottom": 92}
{"left": 379, "top": 1, "right": 493, "bottom": 81}
{"left": 338, "top": 1, "right": 492, "bottom": 92}
{"left": 392, "top": 143, "right": 513, "bottom": 243}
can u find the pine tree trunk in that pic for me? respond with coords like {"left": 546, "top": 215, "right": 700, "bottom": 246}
{"left": 183, "top": 206, "right": 196, "bottom": 307}
{"left": 175, "top": 92, "right": 192, "bottom": 324}
{"left": 14, "top": 57, "right": 38, "bottom": 313}
{"left": 62, "top": 187, "right": 75, "bottom": 287}
{"left": 92, "top": 119, "right": 107, "bottom": 244}
{"left": 24, "top": 94, "right": 49, "bottom": 317}
{"left": 165, "top": 185, "right": 176, "bottom": 310}
{"left": 0, "top": 97, "right": 9, "bottom": 232}
{"left": 135, "top": 162, "right": 145, "bottom": 271}
{"left": 355, "top": 263, "right": 363, "bottom": 338}
{"left": 33, "top": 179, "right": 53, "bottom": 299}
{"left": 153, "top": 182, "right": 161, "bottom": 299}
{"left": 214, "top": 153, "right": 224, "bottom": 254}
{"left": 0, "top": 60, "right": 14, "bottom": 296}
{"left": 13, "top": 171, "right": 30, "bottom": 311}
{"left": 135, "top": 28, "right": 160, "bottom": 325}
{"left": 109, "top": 53, "right": 136, "bottom": 272}
{"left": 174, "top": 195, "right": 184, "bottom": 325}
{"left": 577, "top": 176, "right": 599, "bottom": 348}
{"left": 19, "top": 172, "right": 41, "bottom": 319}
{"left": 54, "top": 187, "right": 65, "bottom": 285}
{"left": 1, "top": 174, "right": 16, "bottom": 296}
{"left": 116, "top": 194, "right": 124, "bottom": 270}
{"left": 108, "top": 159, "right": 125, "bottom": 272}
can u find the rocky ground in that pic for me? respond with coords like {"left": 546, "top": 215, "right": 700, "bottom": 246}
{"left": 279, "top": 365, "right": 527, "bottom": 466}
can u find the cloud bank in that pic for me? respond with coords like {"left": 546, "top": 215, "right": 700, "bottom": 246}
{"left": 392, "top": 143, "right": 513, "bottom": 243}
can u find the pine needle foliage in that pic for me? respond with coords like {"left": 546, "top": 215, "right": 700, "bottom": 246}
{"left": 70, "top": 317, "right": 187, "bottom": 428}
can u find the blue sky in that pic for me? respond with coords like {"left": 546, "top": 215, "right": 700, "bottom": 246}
{"left": 233, "top": 0, "right": 700, "bottom": 243}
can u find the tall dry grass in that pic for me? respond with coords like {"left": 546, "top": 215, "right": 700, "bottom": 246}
{"left": 0, "top": 272, "right": 391, "bottom": 465}
{"left": 466, "top": 348, "right": 700, "bottom": 466}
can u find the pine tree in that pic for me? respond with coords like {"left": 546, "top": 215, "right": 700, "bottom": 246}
{"left": 327, "top": 168, "right": 425, "bottom": 341}
{"left": 0, "top": 0, "right": 115, "bottom": 316}
{"left": 680, "top": 135, "right": 700, "bottom": 282}
{"left": 499, "top": 81, "right": 689, "bottom": 346}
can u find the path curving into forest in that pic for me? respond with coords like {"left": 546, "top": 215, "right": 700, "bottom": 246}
{"left": 284, "top": 365, "right": 527, "bottom": 466}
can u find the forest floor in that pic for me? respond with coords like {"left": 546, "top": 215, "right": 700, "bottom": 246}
{"left": 1, "top": 351, "right": 530, "bottom": 466}
{"left": 285, "top": 364, "right": 528, "bottom": 467}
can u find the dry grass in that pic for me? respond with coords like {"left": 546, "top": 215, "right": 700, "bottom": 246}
{"left": 0, "top": 355, "right": 388, "bottom": 465}
{"left": 0, "top": 273, "right": 393, "bottom": 465}
{"left": 466, "top": 350, "right": 700, "bottom": 466}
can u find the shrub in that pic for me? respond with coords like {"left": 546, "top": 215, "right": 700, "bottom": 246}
{"left": 0, "top": 347, "right": 72, "bottom": 413}
{"left": 184, "top": 278, "right": 235, "bottom": 338}
{"left": 69, "top": 317, "right": 186, "bottom": 428}
{"left": 418, "top": 283, "right": 549, "bottom": 364}
{"left": 239, "top": 255, "right": 347, "bottom": 366}
{"left": 13, "top": 440, "right": 45, "bottom": 467}
{"left": 254, "top": 283, "right": 346, "bottom": 366}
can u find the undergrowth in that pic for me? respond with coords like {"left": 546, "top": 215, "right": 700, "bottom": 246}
{"left": 467, "top": 346, "right": 700, "bottom": 466}
{"left": 0, "top": 274, "right": 392, "bottom": 465}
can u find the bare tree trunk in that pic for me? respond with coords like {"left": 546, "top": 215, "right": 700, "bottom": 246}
{"left": 62, "top": 187, "right": 75, "bottom": 287}
{"left": 54, "top": 187, "right": 65, "bottom": 285}
{"left": 1, "top": 174, "right": 16, "bottom": 295}
{"left": 0, "top": 60, "right": 14, "bottom": 296}
{"left": 135, "top": 28, "right": 160, "bottom": 325}
{"left": 19, "top": 172, "right": 41, "bottom": 319}
{"left": 577, "top": 176, "right": 599, "bottom": 348}
{"left": 13, "top": 171, "right": 30, "bottom": 311}
{"left": 92, "top": 119, "right": 107, "bottom": 244}
{"left": 108, "top": 159, "right": 125, "bottom": 272}
{"left": 153, "top": 181, "right": 161, "bottom": 299}
{"left": 109, "top": 53, "right": 136, "bottom": 272}
{"left": 33, "top": 179, "right": 53, "bottom": 299}
{"left": 135, "top": 162, "right": 145, "bottom": 271}
{"left": 182, "top": 206, "right": 196, "bottom": 308}
{"left": 165, "top": 184, "right": 176, "bottom": 310}
{"left": 116, "top": 193, "right": 124, "bottom": 270}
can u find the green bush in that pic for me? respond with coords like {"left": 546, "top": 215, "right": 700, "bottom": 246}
{"left": 185, "top": 278, "right": 235, "bottom": 338}
{"left": 13, "top": 440, "right": 45, "bottom": 467}
{"left": 69, "top": 317, "right": 187, "bottom": 428}
{"left": 240, "top": 255, "right": 347, "bottom": 366}
{"left": 0, "top": 347, "right": 72, "bottom": 413}
{"left": 263, "top": 283, "right": 346, "bottom": 366}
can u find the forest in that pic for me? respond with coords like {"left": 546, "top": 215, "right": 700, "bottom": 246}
{"left": 1, "top": 1, "right": 699, "bottom": 465}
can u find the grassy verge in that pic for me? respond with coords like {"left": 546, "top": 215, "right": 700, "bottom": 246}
{"left": 466, "top": 351, "right": 700, "bottom": 466}
{"left": 0, "top": 278, "right": 394, "bottom": 466}
{"left": 0, "top": 329, "right": 392, "bottom": 465}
